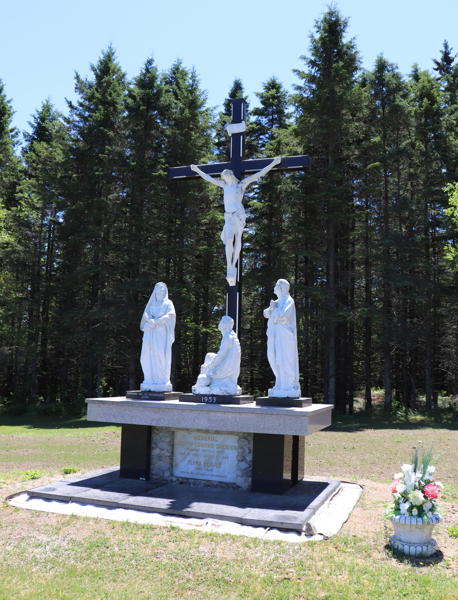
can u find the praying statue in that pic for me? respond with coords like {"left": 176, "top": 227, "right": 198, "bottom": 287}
{"left": 263, "top": 279, "right": 301, "bottom": 398}
{"left": 140, "top": 282, "right": 176, "bottom": 392}
{"left": 192, "top": 316, "right": 241, "bottom": 395}
{"left": 190, "top": 157, "right": 281, "bottom": 286}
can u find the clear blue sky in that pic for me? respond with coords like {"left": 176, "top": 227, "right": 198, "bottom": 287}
{"left": 2, "top": 0, "right": 457, "bottom": 139}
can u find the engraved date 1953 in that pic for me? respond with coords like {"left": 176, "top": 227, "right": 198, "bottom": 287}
{"left": 200, "top": 396, "right": 217, "bottom": 403}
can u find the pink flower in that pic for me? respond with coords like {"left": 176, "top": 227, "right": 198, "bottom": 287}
{"left": 424, "top": 484, "right": 440, "bottom": 499}
{"left": 392, "top": 479, "right": 401, "bottom": 493}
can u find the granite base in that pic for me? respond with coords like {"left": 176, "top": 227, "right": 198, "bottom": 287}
{"left": 27, "top": 468, "right": 341, "bottom": 531}
{"left": 126, "top": 391, "right": 181, "bottom": 401}
{"left": 256, "top": 397, "right": 313, "bottom": 408}
{"left": 179, "top": 393, "right": 255, "bottom": 405}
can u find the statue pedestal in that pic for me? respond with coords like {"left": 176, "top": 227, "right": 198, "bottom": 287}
{"left": 179, "top": 393, "right": 254, "bottom": 405}
{"left": 86, "top": 396, "right": 333, "bottom": 495}
{"left": 126, "top": 390, "right": 180, "bottom": 401}
{"left": 256, "top": 397, "right": 312, "bottom": 408}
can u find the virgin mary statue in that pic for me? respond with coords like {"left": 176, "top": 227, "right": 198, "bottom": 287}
{"left": 140, "top": 282, "right": 176, "bottom": 392}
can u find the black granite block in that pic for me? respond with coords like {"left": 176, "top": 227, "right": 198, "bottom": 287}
{"left": 252, "top": 433, "right": 290, "bottom": 494}
{"left": 120, "top": 424, "right": 151, "bottom": 480}
{"left": 126, "top": 390, "right": 180, "bottom": 401}
{"left": 179, "top": 393, "right": 254, "bottom": 405}
{"left": 251, "top": 434, "right": 306, "bottom": 494}
{"left": 255, "top": 397, "right": 312, "bottom": 408}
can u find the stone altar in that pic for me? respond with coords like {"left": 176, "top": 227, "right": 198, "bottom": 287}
{"left": 86, "top": 396, "right": 333, "bottom": 494}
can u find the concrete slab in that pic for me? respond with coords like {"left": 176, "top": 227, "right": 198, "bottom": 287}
{"left": 60, "top": 467, "right": 120, "bottom": 484}
{"left": 28, "top": 482, "right": 86, "bottom": 502}
{"left": 12, "top": 480, "right": 362, "bottom": 541}
{"left": 27, "top": 470, "right": 341, "bottom": 531}
{"left": 72, "top": 488, "right": 134, "bottom": 507}
{"left": 242, "top": 508, "right": 314, "bottom": 529}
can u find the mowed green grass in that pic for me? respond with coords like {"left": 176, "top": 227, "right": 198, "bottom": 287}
{"left": 0, "top": 416, "right": 120, "bottom": 485}
{"left": 1, "top": 410, "right": 457, "bottom": 599}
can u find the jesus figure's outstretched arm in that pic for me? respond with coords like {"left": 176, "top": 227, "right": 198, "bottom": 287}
{"left": 190, "top": 164, "right": 225, "bottom": 188}
{"left": 241, "top": 157, "right": 281, "bottom": 190}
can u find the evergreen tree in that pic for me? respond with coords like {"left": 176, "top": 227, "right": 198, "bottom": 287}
{"left": 293, "top": 6, "right": 362, "bottom": 410}
{"left": 13, "top": 101, "right": 68, "bottom": 401}
{"left": 58, "top": 46, "right": 128, "bottom": 400}
{"left": 0, "top": 81, "right": 24, "bottom": 399}
{"left": 408, "top": 67, "right": 445, "bottom": 409}
{"left": 121, "top": 57, "right": 170, "bottom": 390}
{"left": 360, "top": 56, "right": 410, "bottom": 410}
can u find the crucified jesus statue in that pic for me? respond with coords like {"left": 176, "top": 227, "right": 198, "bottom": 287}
{"left": 191, "top": 156, "right": 281, "bottom": 286}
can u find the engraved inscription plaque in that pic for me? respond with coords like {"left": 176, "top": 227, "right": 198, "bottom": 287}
{"left": 172, "top": 431, "right": 238, "bottom": 483}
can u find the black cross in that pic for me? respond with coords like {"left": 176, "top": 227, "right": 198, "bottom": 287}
{"left": 168, "top": 98, "right": 310, "bottom": 337}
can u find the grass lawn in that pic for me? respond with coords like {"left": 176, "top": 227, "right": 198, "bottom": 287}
{"left": 1, "top": 404, "right": 457, "bottom": 599}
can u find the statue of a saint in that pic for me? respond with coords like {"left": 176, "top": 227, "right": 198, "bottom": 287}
{"left": 140, "top": 282, "right": 176, "bottom": 392}
{"left": 190, "top": 157, "right": 281, "bottom": 286}
{"left": 192, "top": 316, "right": 241, "bottom": 395}
{"left": 263, "top": 279, "right": 301, "bottom": 398}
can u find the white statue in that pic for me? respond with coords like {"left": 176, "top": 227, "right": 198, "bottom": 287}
{"left": 190, "top": 157, "right": 281, "bottom": 286}
{"left": 140, "top": 282, "right": 176, "bottom": 392}
{"left": 263, "top": 279, "right": 301, "bottom": 398}
{"left": 192, "top": 316, "right": 241, "bottom": 395}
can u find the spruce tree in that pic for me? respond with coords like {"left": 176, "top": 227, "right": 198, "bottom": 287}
{"left": 58, "top": 46, "right": 128, "bottom": 400}
{"left": 121, "top": 57, "right": 169, "bottom": 390}
{"left": 0, "top": 80, "right": 24, "bottom": 398}
{"left": 293, "top": 6, "right": 362, "bottom": 410}
{"left": 14, "top": 101, "right": 68, "bottom": 401}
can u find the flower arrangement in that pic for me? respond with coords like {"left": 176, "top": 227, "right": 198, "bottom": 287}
{"left": 385, "top": 447, "right": 444, "bottom": 523}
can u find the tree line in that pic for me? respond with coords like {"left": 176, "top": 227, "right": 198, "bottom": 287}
{"left": 1, "top": 7, "right": 458, "bottom": 414}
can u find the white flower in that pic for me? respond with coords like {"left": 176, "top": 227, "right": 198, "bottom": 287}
{"left": 424, "top": 501, "right": 432, "bottom": 511}
{"left": 415, "top": 471, "right": 422, "bottom": 480}
{"left": 400, "top": 501, "right": 411, "bottom": 514}
{"left": 394, "top": 493, "right": 401, "bottom": 500}
{"left": 408, "top": 490, "right": 425, "bottom": 506}
{"left": 396, "top": 483, "right": 406, "bottom": 494}
{"left": 435, "top": 481, "right": 444, "bottom": 488}
{"left": 405, "top": 481, "right": 415, "bottom": 492}
{"left": 427, "top": 465, "right": 436, "bottom": 473}
{"left": 401, "top": 464, "right": 413, "bottom": 474}
{"left": 394, "top": 472, "right": 404, "bottom": 480}
{"left": 412, "top": 508, "right": 418, "bottom": 516}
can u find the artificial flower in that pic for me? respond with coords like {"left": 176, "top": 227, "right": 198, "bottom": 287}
{"left": 424, "top": 484, "right": 439, "bottom": 499}
{"left": 400, "top": 501, "right": 411, "bottom": 514}
{"left": 408, "top": 490, "right": 425, "bottom": 506}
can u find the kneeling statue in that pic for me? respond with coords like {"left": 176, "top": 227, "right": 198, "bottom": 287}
{"left": 192, "top": 316, "right": 241, "bottom": 396}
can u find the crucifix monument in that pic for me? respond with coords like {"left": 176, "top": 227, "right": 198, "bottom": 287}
{"left": 168, "top": 98, "right": 310, "bottom": 337}
{"left": 85, "top": 93, "right": 335, "bottom": 508}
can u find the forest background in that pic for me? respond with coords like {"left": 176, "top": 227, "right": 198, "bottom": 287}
{"left": 1, "top": 7, "right": 458, "bottom": 415}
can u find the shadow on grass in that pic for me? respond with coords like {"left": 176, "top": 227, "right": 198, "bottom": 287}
{"left": 0, "top": 414, "right": 120, "bottom": 430}
{"left": 384, "top": 544, "right": 444, "bottom": 566}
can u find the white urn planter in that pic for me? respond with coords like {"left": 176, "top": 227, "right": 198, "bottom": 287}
{"left": 390, "top": 513, "right": 442, "bottom": 557}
